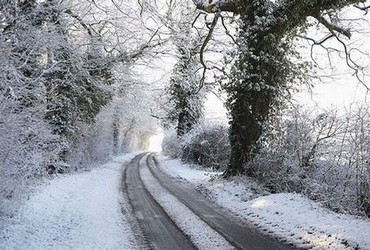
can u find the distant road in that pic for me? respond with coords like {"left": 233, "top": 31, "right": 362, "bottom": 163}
{"left": 123, "top": 153, "right": 297, "bottom": 250}
{"left": 123, "top": 153, "right": 195, "bottom": 249}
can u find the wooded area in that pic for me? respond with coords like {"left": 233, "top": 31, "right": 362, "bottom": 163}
{"left": 1, "top": 0, "right": 370, "bottom": 219}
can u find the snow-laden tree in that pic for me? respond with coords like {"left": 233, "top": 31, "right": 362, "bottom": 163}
{"left": 151, "top": 1, "right": 206, "bottom": 137}
{"left": 0, "top": 0, "right": 162, "bottom": 217}
{"left": 0, "top": 0, "right": 64, "bottom": 216}
{"left": 40, "top": 0, "right": 161, "bottom": 160}
{"left": 66, "top": 70, "right": 159, "bottom": 165}
{"left": 1, "top": 0, "right": 115, "bottom": 161}
{"left": 191, "top": 0, "right": 370, "bottom": 176}
{"left": 166, "top": 33, "right": 205, "bottom": 136}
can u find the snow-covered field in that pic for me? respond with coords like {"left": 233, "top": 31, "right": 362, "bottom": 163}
{"left": 158, "top": 156, "right": 370, "bottom": 250}
{"left": 0, "top": 153, "right": 139, "bottom": 250}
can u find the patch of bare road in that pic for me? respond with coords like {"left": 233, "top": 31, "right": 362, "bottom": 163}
{"left": 123, "top": 153, "right": 297, "bottom": 250}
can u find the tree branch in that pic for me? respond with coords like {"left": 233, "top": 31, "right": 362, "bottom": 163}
{"left": 192, "top": 12, "right": 204, "bottom": 27}
{"left": 354, "top": 3, "right": 370, "bottom": 14}
{"left": 64, "top": 9, "right": 96, "bottom": 37}
{"left": 314, "top": 14, "right": 352, "bottom": 39}
{"left": 220, "top": 14, "right": 237, "bottom": 45}
{"left": 117, "top": 29, "right": 161, "bottom": 63}
{"left": 333, "top": 33, "right": 370, "bottom": 91}
{"left": 197, "top": 11, "right": 220, "bottom": 93}
{"left": 192, "top": 0, "right": 240, "bottom": 13}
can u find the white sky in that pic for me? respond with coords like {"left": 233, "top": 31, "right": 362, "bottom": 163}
{"left": 295, "top": 6, "right": 370, "bottom": 109}
{"left": 134, "top": 3, "right": 370, "bottom": 124}
{"left": 295, "top": 80, "right": 369, "bottom": 110}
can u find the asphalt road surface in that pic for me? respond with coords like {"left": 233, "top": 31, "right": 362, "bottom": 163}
{"left": 123, "top": 153, "right": 297, "bottom": 250}
{"left": 123, "top": 153, "right": 195, "bottom": 249}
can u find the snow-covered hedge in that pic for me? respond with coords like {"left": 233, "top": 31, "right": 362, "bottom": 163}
{"left": 180, "top": 123, "right": 230, "bottom": 170}
{"left": 162, "top": 123, "right": 230, "bottom": 170}
{"left": 0, "top": 102, "right": 62, "bottom": 218}
{"left": 249, "top": 104, "right": 370, "bottom": 217}
{"left": 162, "top": 129, "right": 182, "bottom": 158}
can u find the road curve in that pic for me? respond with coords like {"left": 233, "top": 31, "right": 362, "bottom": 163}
{"left": 146, "top": 153, "right": 297, "bottom": 250}
{"left": 123, "top": 153, "right": 196, "bottom": 250}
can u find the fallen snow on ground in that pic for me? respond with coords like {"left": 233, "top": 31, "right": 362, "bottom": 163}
{"left": 158, "top": 155, "right": 370, "bottom": 250}
{"left": 139, "top": 160, "right": 234, "bottom": 250}
{"left": 0, "top": 153, "right": 140, "bottom": 250}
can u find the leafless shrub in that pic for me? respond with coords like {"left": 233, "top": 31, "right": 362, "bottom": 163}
{"left": 251, "top": 104, "right": 370, "bottom": 217}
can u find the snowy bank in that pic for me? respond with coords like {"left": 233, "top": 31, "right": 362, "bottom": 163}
{"left": 0, "top": 153, "right": 140, "bottom": 250}
{"left": 158, "top": 156, "right": 370, "bottom": 250}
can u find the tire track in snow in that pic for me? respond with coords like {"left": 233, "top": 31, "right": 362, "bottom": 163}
{"left": 139, "top": 155, "right": 235, "bottom": 250}
{"left": 123, "top": 153, "right": 196, "bottom": 250}
{"left": 146, "top": 153, "right": 297, "bottom": 250}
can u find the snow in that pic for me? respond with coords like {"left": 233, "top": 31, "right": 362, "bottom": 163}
{"left": 139, "top": 161, "right": 234, "bottom": 250}
{"left": 3, "top": 151, "right": 370, "bottom": 250}
{"left": 158, "top": 156, "right": 370, "bottom": 250}
{"left": 0, "top": 153, "right": 140, "bottom": 250}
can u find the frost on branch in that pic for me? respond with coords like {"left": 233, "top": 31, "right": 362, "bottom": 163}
{"left": 192, "top": 0, "right": 240, "bottom": 13}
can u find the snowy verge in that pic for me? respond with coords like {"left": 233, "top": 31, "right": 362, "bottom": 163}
{"left": 0, "top": 152, "right": 141, "bottom": 250}
{"left": 158, "top": 155, "right": 370, "bottom": 250}
{"left": 139, "top": 160, "right": 234, "bottom": 250}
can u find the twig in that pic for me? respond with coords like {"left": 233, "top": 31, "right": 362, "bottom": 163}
{"left": 192, "top": 12, "right": 203, "bottom": 27}
{"left": 220, "top": 15, "right": 237, "bottom": 45}
{"left": 354, "top": 4, "right": 370, "bottom": 14}
{"left": 333, "top": 34, "right": 370, "bottom": 91}
{"left": 64, "top": 9, "right": 96, "bottom": 37}
{"left": 197, "top": 11, "right": 220, "bottom": 93}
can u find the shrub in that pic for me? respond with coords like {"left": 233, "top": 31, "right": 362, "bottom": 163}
{"left": 250, "top": 104, "right": 370, "bottom": 217}
{"left": 161, "top": 129, "right": 182, "bottom": 158}
{"left": 180, "top": 123, "right": 230, "bottom": 170}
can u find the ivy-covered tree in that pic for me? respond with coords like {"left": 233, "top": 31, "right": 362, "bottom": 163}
{"left": 192, "top": 0, "right": 370, "bottom": 176}
{"left": 167, "top": 45, "right": 204, "bottom": 137}
{"left": 224, "top": 1, "right": 306, "bottom": 176}
{"left": 164, "top": 2, "right": 205, "bottom": 137}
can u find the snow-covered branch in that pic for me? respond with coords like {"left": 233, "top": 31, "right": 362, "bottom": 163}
{"left": 314, "top": 15, "right": 351, "bottom": 39}
{"left": 192, "top": 0, "right": 240, "bottom": 13}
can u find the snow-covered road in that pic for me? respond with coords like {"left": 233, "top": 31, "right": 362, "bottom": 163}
{"left": 143, "top": 153, "right": 292, "bottom": 249}
{"left": 2, "top": 152, "right": 370, "bottom": 250}
{"left": 124, "top": 153, "right": 197, "bottom": 249}
{"left": 158, "top": 156, "right": 370, "bottom": 250}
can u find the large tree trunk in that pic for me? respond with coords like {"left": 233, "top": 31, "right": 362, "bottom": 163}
{"left": 227, "top": 95, "right": 267, "bottom": 176}
{"left": 225, "top": 1, "right": 284, "bottom": 176}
